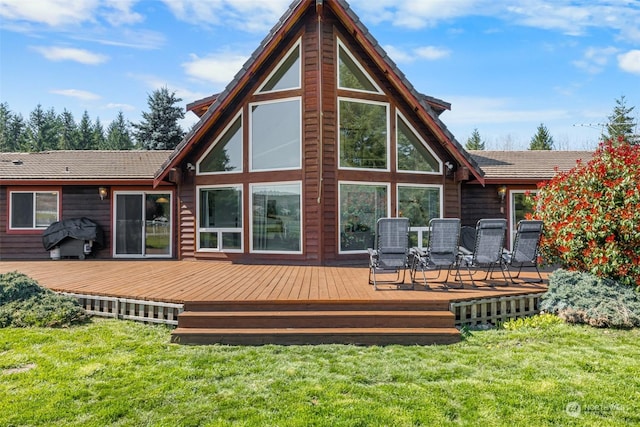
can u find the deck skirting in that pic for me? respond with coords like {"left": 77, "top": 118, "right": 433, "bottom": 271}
{"left": 60, "top": 292, "right": 183, "bottom": 326}
{"left": 451, "top": 293, "right": 541, "bottom": 327}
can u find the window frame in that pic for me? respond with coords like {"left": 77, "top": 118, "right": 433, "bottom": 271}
{"left": 396, "top": 183, "right": 443, "bottom": 250}
{"left": 196, "top": 185, "right": 244, "bottom": 253}
{"left": 8, "top": 188, "right": 61, "bottom": 233}
{"left": 337, "top": 97, "right": 390, "bottom": 172}
{"left": 249, "top": 97, "right": 302, "bottom": 172}
{"left": 508, "top": 189, "right": 538, "bottom": 249}
{"left": 338, "top": 181, "right": 390, "bottom": 254}
{"left": 336, "top": 38, "right": 384, "bottom": 94}
{"left": 249, "top": 181, "right": 303, "bottom": 255}
{"left": 396, "top": 111, "right": 443, "bottom": 175}
{"left": 255, "top": 38, "right": 302, "bottom": 94}
{"left": 197, "top": 112, "right": 243, "bottom": 175}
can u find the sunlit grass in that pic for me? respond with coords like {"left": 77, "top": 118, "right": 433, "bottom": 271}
{"left": 1, "top": 319, "right": 639, "bottom": 426}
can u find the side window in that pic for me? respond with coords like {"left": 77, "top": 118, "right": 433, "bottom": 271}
{"left": 257, "top": 41, "right": 301, "bottom": 93}
{"left": 10, "top": 191, "right": 59, "bottom": 230}
{"left": 198, "top": 114, "right": 243, "bottom": 174}
{"left": 338, "top": 98, "right": 389, "bottom": 170}
{"left": 397, "top": 113, "right": 442, "bottom": 174}
{"left": 198, "top": 186, "right": 243, "bottom": 252}
{"left": 337, "top": 39, "right": 382, "bottom": 93}
{"left": 250, "top": 98, "right": 301, "bottom": 171}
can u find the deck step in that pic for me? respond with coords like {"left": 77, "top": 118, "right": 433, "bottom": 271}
{"left": 182, "top": 300, "right": 451, "bottom": 312}
{"left": 171, "top": 327, "right": 461, "bottom": 346}
{"left": 177, "top": 310, "right": 454, "bottom": 329}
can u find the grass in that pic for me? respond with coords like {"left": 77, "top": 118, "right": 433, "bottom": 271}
{"left": 1, "top": 319, "right": 639, "bottom": 426}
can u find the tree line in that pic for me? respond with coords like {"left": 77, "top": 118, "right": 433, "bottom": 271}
{"left": 465, "top": 96, "right": 638, "bottom": 151}
{"left": 0, "top": 87, "right": 185, "bottom": 152}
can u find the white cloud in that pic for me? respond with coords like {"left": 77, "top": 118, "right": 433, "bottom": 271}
{"left": 572, "top": 46, "right": 618, "bottom": 74}
{"left": 0, "top": 0, "right": 98, "bottom": 27}
{"left": 618, "top": 50, "right": 640, "bottom": 75}
{"left": 384, "top": 45, "right": 450, "bottom": 64}
{"left": 50, "top": 88, "right": 101, "bottom": 101}
{"left": 32, "top": 46, "right": 108, "bottom": 64}
{"left": 182, "top": 53, "right": 248, "bottom": 87}
{"left": 101, "top": 0, "right": 143, "bottom": 26}
{"left": 105, "top": 102, "right": 135, "bottom": 111}
{"left": 161, "top": 0, "right": 292, "bottom": 32}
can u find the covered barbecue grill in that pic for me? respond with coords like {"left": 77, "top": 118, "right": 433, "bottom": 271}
{"left": 42, "top": 217, "right": 104, "bottom": 259}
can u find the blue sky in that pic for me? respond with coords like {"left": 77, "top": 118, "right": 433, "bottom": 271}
{"left": 1, "top": 0, "right": 639, "bottom": 150}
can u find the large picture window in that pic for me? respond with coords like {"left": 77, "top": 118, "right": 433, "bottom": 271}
{"left": 250, "top": 98, "right": 301, "bottom": 171}
{"left": 251, "top": 182, "right": 301, "bottom": 253}
{"left": 198, "top": 186, "right": 243, "bottom": 252}
{"left": 339, "top": 182, "right": 389, "bottom": 252}
{"left": 397, "top": 185, "right": 442, "bottom": 248}
{"left": 10, "top": 191, "right": 59, "bottom": 230}
{"left": 339, "top": 98, "right": 389, "bottom": 170}
{"left": 198, "top": 114, "right": 243, "bottom": 174}
{"left": 397, "top": 113, "right": 441, "bottom": 174}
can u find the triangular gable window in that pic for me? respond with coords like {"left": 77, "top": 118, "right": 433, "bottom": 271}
{"left": 337, "top": 39, "right": 382, "bottom": 94}
{"left": 198, "top": 113, "right": 243, "bottom": 174}
{"left": 396, "top": 113, "right": 441, "bottom": 174}
{"left": 256, "top": 40, "right": 301, "bottom": 94}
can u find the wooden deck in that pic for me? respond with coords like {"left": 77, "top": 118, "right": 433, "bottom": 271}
{"left": 1, "top": 260, "right": 548, "bottom": 345}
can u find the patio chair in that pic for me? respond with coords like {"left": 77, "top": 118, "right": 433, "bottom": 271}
{"left": 410, "top": 218, "right": 462, "bottom": 289}
{"left": 502, "top": 220, "right": 544, "bottom": 284}
{"left": 368, "top": 217, "right": 411, "bottom": 290}
{"left": 456, "top": 218, "right": 508, "bottom": 287}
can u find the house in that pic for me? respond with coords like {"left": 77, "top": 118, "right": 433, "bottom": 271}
{"left": 0, "top": 0, "right": 591, "bottom": 263}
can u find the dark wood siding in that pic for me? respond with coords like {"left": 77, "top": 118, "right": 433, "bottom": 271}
{"left": 460, "top": 184, "right": 506, "bottom": 227}
{"left": 0, "top": 186, "right": 111, "bottom": 260}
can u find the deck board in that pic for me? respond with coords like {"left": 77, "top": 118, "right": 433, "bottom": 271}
{"left": 0, "top": 260, "right": 548, "bottom": 305}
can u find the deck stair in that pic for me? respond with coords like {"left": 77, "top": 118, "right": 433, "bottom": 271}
{"left": 171, "top": 300, "right": 460, "bottom": 345}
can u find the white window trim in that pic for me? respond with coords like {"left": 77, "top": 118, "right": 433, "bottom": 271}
{"left": 196, "top": 184, "right": 244, "bottom": 253}
{"left": 338, "top": 180, "right": 391, "bottom": 254}
{"left": 396, "top": 111, "right": 443, "bottom": 175}
{"left": 397, "top": 183, "right": 444, "bottom": 250}
{"left": 509, "top": 189, "right": 538, "bottom": 249}
{"left": 337, "top": 97, "right": 390, "bottom": 172}
{"left": 8, "top": 190, "right": 60, "bottom": 230}
{"left": 112, "top": 191, "right": 173, "bottom": 259}
{"left": 336, "top": 38, "right": 384, "bottom": 95}
{"left": 248, "top": 97, "right": 302, "bottom": 172}
{"left": 255, "top": 38, "right": 302, "bottom": 94}
{"left": 249, "top": 181, "right": 303, "bottom": 255}
{"left": 197, "top": 111, "right": 243, "bottom": 176}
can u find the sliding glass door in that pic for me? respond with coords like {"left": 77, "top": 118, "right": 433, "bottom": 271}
{"left": 114, "top": 192, "right": 172, "bottom": 257}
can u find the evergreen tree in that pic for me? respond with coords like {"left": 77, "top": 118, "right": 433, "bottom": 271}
{"left": 93, "top": 117, "right": 106, "bottom": 150}
{"left": 105, "top": 111, "right": 134, "bottom": 150}
{"left": 77, "top": 110, "right": 94, "bottom": 150}
{"left": 0, "top": 103, "right": 11, "bottom": 152}
{"left": 465, "top": 128, "right": 485, "bottom": 150}
{"left": 602, "top": 95, "right": 638, "bottom": 144}
{"left": 9, "top": 113, "right": 27, "bottom": 152}
{"left": 26, "top": 105, "right": 59, "bottom": 151}
{"left": 529, "top": 123, "right": 554, "bottom": 150}
{"left": 58, "top": 109, "right": 78, "bottom": 150}
{"left": 132, "top": 87, "right": 185, "bottom": 150}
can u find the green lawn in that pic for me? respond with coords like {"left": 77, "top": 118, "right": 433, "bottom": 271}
{"left": 1, "top": 319, "right": 638, "bottom": 426}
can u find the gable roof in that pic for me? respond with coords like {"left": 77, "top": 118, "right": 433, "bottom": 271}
{"left": 154, "top": 0, "right": 483, "bottom": 185}
{"left": 0, "top": 150, "right": 170, "bottom": 184}
{"left": 469, "top": 150, "right": 593, "bottom": 183}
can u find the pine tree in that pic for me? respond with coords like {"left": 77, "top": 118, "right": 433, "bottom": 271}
{"left": 58, "top": 109, "right": 78, "bottom": 150}
{"left": 465, "top": 128, "right": 485, "bottom": 150}
{"left": 9, "top": 113, "right": 27, "bottom": 152}
{"left": 132, "top": 87, "right": 185, "bottom": 150}
{"left": 602, "top": 95, "right": 638, "bottom": 144}
{"left": 93, "top": 118, "right": 106, "bottom": 150}
{"left": 77, "top": 111, "right": 94, "bottom": 150}
{"left": 26, "top": 105, "right": 59, "bottom": 151}
{"left": 105, "top": 111, "right": 134, "bottom": 150}
{"left": 529, "top": 123, "right": 554, "bottom": 150}
{"left": 0, "top": 103, "right": 11, "bottom": 152}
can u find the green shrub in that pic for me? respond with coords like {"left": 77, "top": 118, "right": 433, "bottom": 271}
{"left": 533, "top": 137, "right": 640, "bottom": 287}
{"left": 0, "top": 272, "right": 88, "bottom": 328}
{"left": 502, "top": 313, "right": 564, "bottom": 330}
{"left": 540, "top": 269, "right": 640, "bottom": 328}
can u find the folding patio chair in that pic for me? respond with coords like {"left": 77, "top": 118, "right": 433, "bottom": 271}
{"left": 410, "top": 218, "right": 462, "bottom": 289}
{"left": 456, "top": 218, "right": 508, "bottom": 287}
{"left": 368, "top": 217, "right": 411, "bottom": 290}
{"left": 502, "top": 220, "right": 544, "bottom": 283}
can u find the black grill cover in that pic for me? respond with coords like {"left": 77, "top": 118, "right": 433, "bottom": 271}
{"left": 42, "top": 217, "right": 104, "bottom": 251}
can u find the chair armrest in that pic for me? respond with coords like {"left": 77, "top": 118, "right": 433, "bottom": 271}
{"left": 458, "top": 246, "right": 472, "bottom": 256}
